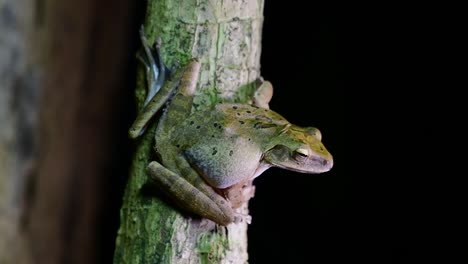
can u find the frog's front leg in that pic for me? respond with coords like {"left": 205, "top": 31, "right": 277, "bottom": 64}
{"left": 252, "top": 78, "right": 273, "bottom": 109}
{"left": 147, "top": 161, "right": 236, "bottom": 225}
{"left": 221, "top": 180, "right": 255, "bottom": 209}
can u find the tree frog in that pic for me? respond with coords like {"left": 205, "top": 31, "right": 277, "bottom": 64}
{"left": 129, "top": 30, "right": 333, "bottom": 225}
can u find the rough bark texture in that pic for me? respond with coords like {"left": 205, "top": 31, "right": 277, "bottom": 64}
{"left": 114, "top": 0, "right": 265, "bottom": 263}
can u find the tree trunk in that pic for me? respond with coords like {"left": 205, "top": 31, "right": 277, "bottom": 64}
{"left": 114, "top": 0, "right": 265, "bottom": 263}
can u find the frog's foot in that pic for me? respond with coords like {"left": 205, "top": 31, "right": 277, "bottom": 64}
{"left": 147, "top": 161, "right": 235, "bottom": 225}
{"left": 167, "top": 61, "right": 179, "bottom": 76}
{"left": 252, "top": 78, "right": 273, "bottom": 109}
{"left": 222, "top": 180, "right": 256, "bottom": 209}
{"left": 233, "top": 212, "right": 252, "bottom": 224}
{"left": 139, "top": 28, "right": 170, "bottom": 107}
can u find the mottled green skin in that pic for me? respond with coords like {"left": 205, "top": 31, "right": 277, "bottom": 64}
{"left": 130, "top": 59, "right": 334, "bottom": 225}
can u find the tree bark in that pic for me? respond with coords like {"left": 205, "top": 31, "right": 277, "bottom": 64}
{"left": 114, "top": 0, "right": 265, "bottom": 263}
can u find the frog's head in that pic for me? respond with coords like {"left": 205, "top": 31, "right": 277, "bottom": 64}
{"left": 264, "top": 126, "right": 333, "bottom": 173}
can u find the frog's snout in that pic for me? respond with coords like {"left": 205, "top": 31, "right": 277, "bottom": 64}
{"left": 322, "top": 156, "right": 333, "bottom": 171}
{"left": 314, "top": 153, "right": 333, "bottom": 172}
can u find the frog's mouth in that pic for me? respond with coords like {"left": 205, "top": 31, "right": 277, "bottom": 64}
{"left": 267, "top": 155, "right": 333, "bottom": 174}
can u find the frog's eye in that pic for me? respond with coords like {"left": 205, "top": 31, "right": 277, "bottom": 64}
{"left": 306, "top": 127, "right": 322, "bottom": 141}
{"left": 293, "top": 148, "right": 309, "bottom": 161}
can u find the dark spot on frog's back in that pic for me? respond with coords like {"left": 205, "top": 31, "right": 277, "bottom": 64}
{"left": 229, "top": 150, "right": 234, "bottom": 156}
{"left": 246, "top": 110, "right": 251, "bottom": 113}
{"left": 212, "top": 147, "right": 218, "bottom": 155}
{"left": 239, "top": 120, "right": 245, "bottom": 125}
{"left": 233, "top": 106, "right": 238, "bottom": 109}
{"left": 213, "top": 122, "right": 218, "bottom": 128}
{"left": 196, "top": 125, "right": 201, "bottom": 129}
{"left": 190, "top": 121, "right": 194, "bottom": 125}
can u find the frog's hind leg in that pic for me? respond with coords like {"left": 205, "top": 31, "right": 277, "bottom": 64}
{"left": 160, "top": 59, "right": 201, "bottom": 128}
{"left": 147, "top": 161, "right": 234, "bottom": 225}
{"left": 174, "top": 154, "right": 250, "bottom": 224}
{"left": 129, "top": 33, "right": 192, "bottom": 139}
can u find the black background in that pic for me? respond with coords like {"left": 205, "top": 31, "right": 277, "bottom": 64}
{"left": 248, "top": 3, "right": 349, "bottom": 263}
{"left": 251, "top": 3, "right": 462, "bottom": 263}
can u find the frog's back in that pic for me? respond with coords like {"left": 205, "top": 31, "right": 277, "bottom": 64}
{"left": 171, "top": 103, "right": 289, "bottom": 148}
{"left": 214, "top": 103, "right": 288, "bottom": 125}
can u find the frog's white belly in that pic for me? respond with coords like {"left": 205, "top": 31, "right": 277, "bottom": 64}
{"left": 184, "top": 136, "right": 262, "bottom": 189}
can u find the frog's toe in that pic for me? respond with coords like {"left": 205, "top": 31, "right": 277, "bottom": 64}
{"left": 253, "top": 80, "right": 273, "bottom": 109}
{"left": 234, "top": 213, "right": 252, "bottom": 224}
